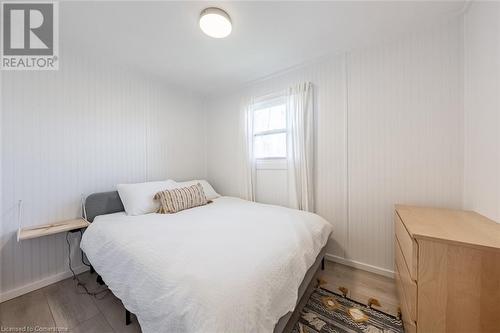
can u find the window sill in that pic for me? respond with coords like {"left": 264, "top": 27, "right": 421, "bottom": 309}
{"left": 256, "top": 158, "right": 287, "bottom": 170}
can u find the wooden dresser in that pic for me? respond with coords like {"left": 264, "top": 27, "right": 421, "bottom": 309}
{"left": 394, "top": 205, "right": 500, "bottom": 333}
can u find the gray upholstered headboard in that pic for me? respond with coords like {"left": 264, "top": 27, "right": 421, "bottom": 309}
{"left": 84, "top": 191, "right": 124, "bottom": 222}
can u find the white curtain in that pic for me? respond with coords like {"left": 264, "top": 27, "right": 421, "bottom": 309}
{"left": 239, "top": 98, "right": 256, "bottom": 201}
{"left": 287, "top": 82, "right": 314, "bottom": 212}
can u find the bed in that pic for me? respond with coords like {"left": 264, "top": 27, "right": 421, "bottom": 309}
{"left": 80, "top": 191, "right": 332, "bottom": 333}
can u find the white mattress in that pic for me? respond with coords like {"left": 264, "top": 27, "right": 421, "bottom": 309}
{"left": 80, "top": 196, "right": 332, "bottom": 333}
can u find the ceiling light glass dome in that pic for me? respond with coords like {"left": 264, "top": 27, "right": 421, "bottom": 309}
{"left": 199, "top": 7, "right": 232, "bottom": 38}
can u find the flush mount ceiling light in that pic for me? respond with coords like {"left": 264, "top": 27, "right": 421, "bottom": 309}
{"left": 199, "top": 7, "right": 232, "bottom": 38}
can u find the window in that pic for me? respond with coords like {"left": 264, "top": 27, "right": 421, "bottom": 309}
{"left": 252, "top": 98, "right": 287, "bottom": 159}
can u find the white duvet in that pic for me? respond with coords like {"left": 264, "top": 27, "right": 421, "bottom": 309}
{"left": 80, "top": 197, "right": 332, "bottom": 333}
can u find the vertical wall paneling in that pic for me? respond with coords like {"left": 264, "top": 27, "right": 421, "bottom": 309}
{"left": 0, "top": 52, "right": 206, "bottom": 301}
{"left": 347, "top": 20, "right": 464, "bottom": 270}
{"left": 344, "top": 53, "right": 350, "bottom": 261}
{"left": 463, "top": 2, "right": 500, "bottom": 223}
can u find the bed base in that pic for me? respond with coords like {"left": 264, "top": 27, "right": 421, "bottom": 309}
{"left": 126, "top": 309, "right": 132, "bottom": 325}
{"left": 96, "top": 275, "right": 105, "bottom": 286}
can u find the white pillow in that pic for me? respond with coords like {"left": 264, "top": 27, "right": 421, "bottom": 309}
{"left": 117, "top": 180, "right": 174, "bottom": 216}
{"left": 170, "top": 180, "right": 220, "bottom": 201}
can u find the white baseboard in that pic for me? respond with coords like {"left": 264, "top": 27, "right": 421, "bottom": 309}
{"left": 325, "top": 253, "right": 395, "bottom": 278}
{"left": 0, "top": 265, "right": 90, "bottom": 303}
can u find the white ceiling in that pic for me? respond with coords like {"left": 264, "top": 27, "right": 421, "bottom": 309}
{"left": 61, "top": 1, "right": 465, "bottom": 96}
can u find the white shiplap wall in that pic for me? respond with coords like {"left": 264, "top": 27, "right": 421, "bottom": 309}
{"left": 0, "top": 52, "right": 206, "bottom": 301}
{"left": 346, "top": 19, "right": 464, "bottom": 270}
{"left": 463, "top": 2, "right": 500, "bottom": 223}
{"left": 206, "top": 19, "right": 464, "bottom": 275}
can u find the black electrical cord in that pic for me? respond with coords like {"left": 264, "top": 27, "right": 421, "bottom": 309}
{"left": 66, "top": 231, "right": 109, "bottom": 299}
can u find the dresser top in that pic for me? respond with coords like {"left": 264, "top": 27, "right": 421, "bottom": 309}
{"left": 396, "top": 205, "right": 500, "bottom": 251}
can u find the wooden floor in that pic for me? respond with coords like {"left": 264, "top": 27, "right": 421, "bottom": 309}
{"left": 321, "top": 261, "right": 399, "bottom": 317}
{"left": 0, "top": 261, "right": 398, "bottom": 332}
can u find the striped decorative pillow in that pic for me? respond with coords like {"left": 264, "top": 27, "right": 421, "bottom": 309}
{"left": 154, "top": 183, "right": 208, "bottom": 213}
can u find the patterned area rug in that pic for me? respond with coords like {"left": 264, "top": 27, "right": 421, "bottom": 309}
{"left": 292, "top": 288, "right": 404, "bottom": 333}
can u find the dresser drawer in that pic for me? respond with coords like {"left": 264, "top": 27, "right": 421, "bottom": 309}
{"left": 395, "top": 265, "right": 417, "bottom": 333}
{"left": 394, "top": 212, "right": 418, "bottom": 280}
{"left": 395, "top": 238, "right": 417, "bottom": 321}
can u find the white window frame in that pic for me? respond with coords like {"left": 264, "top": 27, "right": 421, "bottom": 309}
{"left": 251, "top": 95, "right": 287, "bottom": 170}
